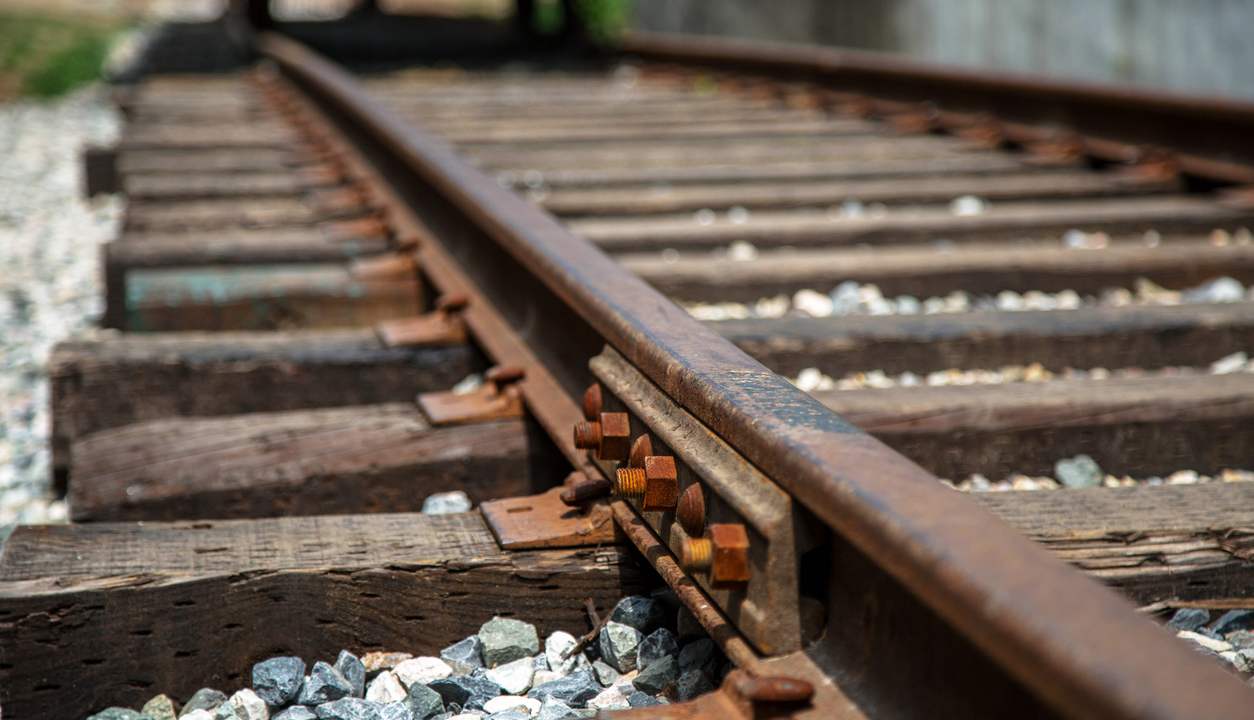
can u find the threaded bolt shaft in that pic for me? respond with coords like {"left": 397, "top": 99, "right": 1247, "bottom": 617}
{"left": 683, "top": 537, "right": 714, "bottom": 571}
{"left": 615, "top": 467, "right": 646, "bottom": 499}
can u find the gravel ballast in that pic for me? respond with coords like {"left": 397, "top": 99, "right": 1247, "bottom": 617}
{"left": 82, "top": 595, "right": 727, "bottom": 719}
{"left": 0, "top": 85, "right": 120, "bottom": 526}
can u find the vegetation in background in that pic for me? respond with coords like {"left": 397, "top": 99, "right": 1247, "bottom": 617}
{"left": 0, "top": 12, "right": 123, "bottom": 99}
{"left": 532, "top": 0, "right": 631, "bottom": 41}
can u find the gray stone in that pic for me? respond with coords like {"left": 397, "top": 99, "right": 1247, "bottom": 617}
{"left": 1213, "top": 609, "right": 1254, "bottom": 635}
{"left": 182, "top": 689, "right": 229, "bottom": 717}
{"left": 253, "top": 656, "right": 307, "bottom": 707}
{"left": 484, "top": 712, "right": 528, "bottom": 720}
{"left": 440, "top": 636, "right": 485, "bottom": 675}
{"left": 87, "top": 710, "right": 148, "bottom": 720}
{"left": 274, "top": 708, "right": 318, "bottom": 720}
{"left": 1166, "top": 608, "right": 1210, "bottom": 632}
{"left": 632, "top": 656, "right": 678, "bottom": 695}
{"left": 1054, "top": 454, "right": 1103, "bottom": 489}
{"left": 527, "top": 669, "right": 600, "bottom": 708}
{"left": 626, "top": 692, "right": 664, "bottom": 708}
{"left": 1227, "top": 630, "right": 1254, "bottom": 649}
{"left": 590, "top": 660, "right": 619, "bottom": 687}
{"left": 536, "top": 698, "right": 577, "bottom": 720}
{"left": 406, "top": 683, "right": 447, "bottom": 719}
{"left": 676, "top": 668, "right": 714, "bottom": 701}
{"left": 679, "top": 639, "right": 718, "bottom": 677}
{"left": 337, "top": 651, "right": 368, "bottom": 698}
{"left": 597, "top": 622, "right": 642, "bottom": 673}
{"left": 533, "top": 653, "right": 549, "bottom": 672}
{"left": 428, "top": 673, "right": 502, "bottom": 712}
{"left": 637, "top": 628, "right": 678, "bottom": 670}
{"left": 315, "top": 698, "right": 384, "bottom": 720}
{"left": 299, "top": 661, "right": 355, "bottom": 705}
{"left": 376, "top": 704, "right": 415, "bottom": 720}
{"left": 143, "top": 694, "right": 178, "bottom": 720}
{"left": 479, "top": 617, "right": 541, "bottom": 667}
{"left": 608, "top": 596, "right": 665, "bottom": 633}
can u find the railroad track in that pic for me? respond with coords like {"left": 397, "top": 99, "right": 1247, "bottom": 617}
{"left": 4, "top": 10, "right": 1254, "bottom": 719}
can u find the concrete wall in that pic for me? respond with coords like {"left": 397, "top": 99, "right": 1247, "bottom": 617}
{"left": 631, "top": 0, "right": 1254, "bottom": 100}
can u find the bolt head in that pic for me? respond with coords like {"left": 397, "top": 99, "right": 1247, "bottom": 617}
{"left": 628, "top": 435, "right": 653, "bottom": 468}
{"left": 676, "top": 484, "right": 705, "bottom": 537}
{"left": 582, "top": 384, "right": 602, "bottom": 421}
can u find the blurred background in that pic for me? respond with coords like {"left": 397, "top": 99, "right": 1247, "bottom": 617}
{"left": 2, "top": 0, "right": 1251, "bottom": 101}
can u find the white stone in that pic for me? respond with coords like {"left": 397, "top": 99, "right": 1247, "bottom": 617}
{"left": 482, "top": 695, "right": 542, "bottom": 715}
{"left": 486, "top": 656, "right": 535, "bottom": 694}
{"left": 792, "top": 289, "right": 834, "bottom": 317}
{"left": 366, "top": 671, "right": 408, "bottom": 703}
{"left": 1177, "top": 630, "right": 1232, "bottom": 653}
{"left": 218, "top": 689, "right": 268, "bottom": 720}
{"left": 182, "top": 712, "right": 216, "bottom": 720}
{"left": 544, "top": 631, "right": 581, "bottom": 676}
{"left": 422, "top": 490, "right": 472, "bottom": 514}
{"left": 587, "top": 685, "right": 631, "bottom": 710}
{"left": 726, "top": 240, "right": 757, "bottom": 260}
{"left": 727, "top": 206, "right": 751, "bottom": 225}
{"left": 1211, "top": 351, "right": 1249, "bottom": 375}
{"left": 949, "top": 195, "right": 986, "bottom": 216}
{"left": 393, "top": 656, "right": 453, "bottom": 688}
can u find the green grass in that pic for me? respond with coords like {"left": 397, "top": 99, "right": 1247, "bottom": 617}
{"left": 0, "top": 12, "right": 123, "bottom": 98}
{"left": 531, "top": 0, "right": 631, "bottom": 41}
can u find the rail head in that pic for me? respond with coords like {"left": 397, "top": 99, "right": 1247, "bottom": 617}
{"left": 256, "top": 32, "right": 1253, "bottom": 718}
{"left": 617, "top": 30, "right": 1254, "bottom": 185}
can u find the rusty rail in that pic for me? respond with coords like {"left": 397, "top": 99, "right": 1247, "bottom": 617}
{"left": 619, "top": 31, "right": 1254, "bottom": 186}
{"left": 256, "top": 32, "right": 1252, "bottom": 718}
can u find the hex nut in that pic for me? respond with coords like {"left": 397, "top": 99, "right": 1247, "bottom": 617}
{"left": 598, "top": 412, "right": 631, "bottom": 461}
{"left": 641, "top": 455, "right": 679, "bottom": 511}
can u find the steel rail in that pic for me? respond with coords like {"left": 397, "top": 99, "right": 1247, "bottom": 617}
{"left": 618, "top": 31, "right": 1254, "bottom": 185}
{"left": 256, "top": 32, "right": 1252, "bottom": 718}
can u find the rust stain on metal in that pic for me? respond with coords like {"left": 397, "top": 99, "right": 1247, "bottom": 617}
{"left": 417, "top": 365, "right": 525, "bottom": 426}
{"left": 481, "top": 487, "right": 618, "bottom": 550}
{"left": 375, "top": 293, "right": 468, "bottom": 348}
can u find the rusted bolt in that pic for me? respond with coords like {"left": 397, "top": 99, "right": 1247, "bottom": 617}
{"left": 682, "top": 523, "right": 750, "bottom": 586}
{"left": 573, "top": 420, "right": 601, "bottom": 450}
{"left": 676, "top": 483, "right": 706, "bottom": 537}
{"left": 731, "top": 672, "right": 815, "bottom": 704}
{"left": 560, "top": 470, "right": 612, "bottom": 506}
{"left": 582, "top": 384, "right": 602, "bottom": 421}
{"left": 573, "top": 412, "right": 629, "bottom": 461}
{"left": 435, "top": 293, "right": 469, "bottom": 315}
{"left": 597, "top": 412, "right": 630, "bottom": 461}
{"left": 485, "top": 366, "right": 525, "bottom": 397}
{"left": 628, "top": 435, "right": 652, "bottom": 468}
{"left": 614, "top": 435, "right": 678, "bottom": 511}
